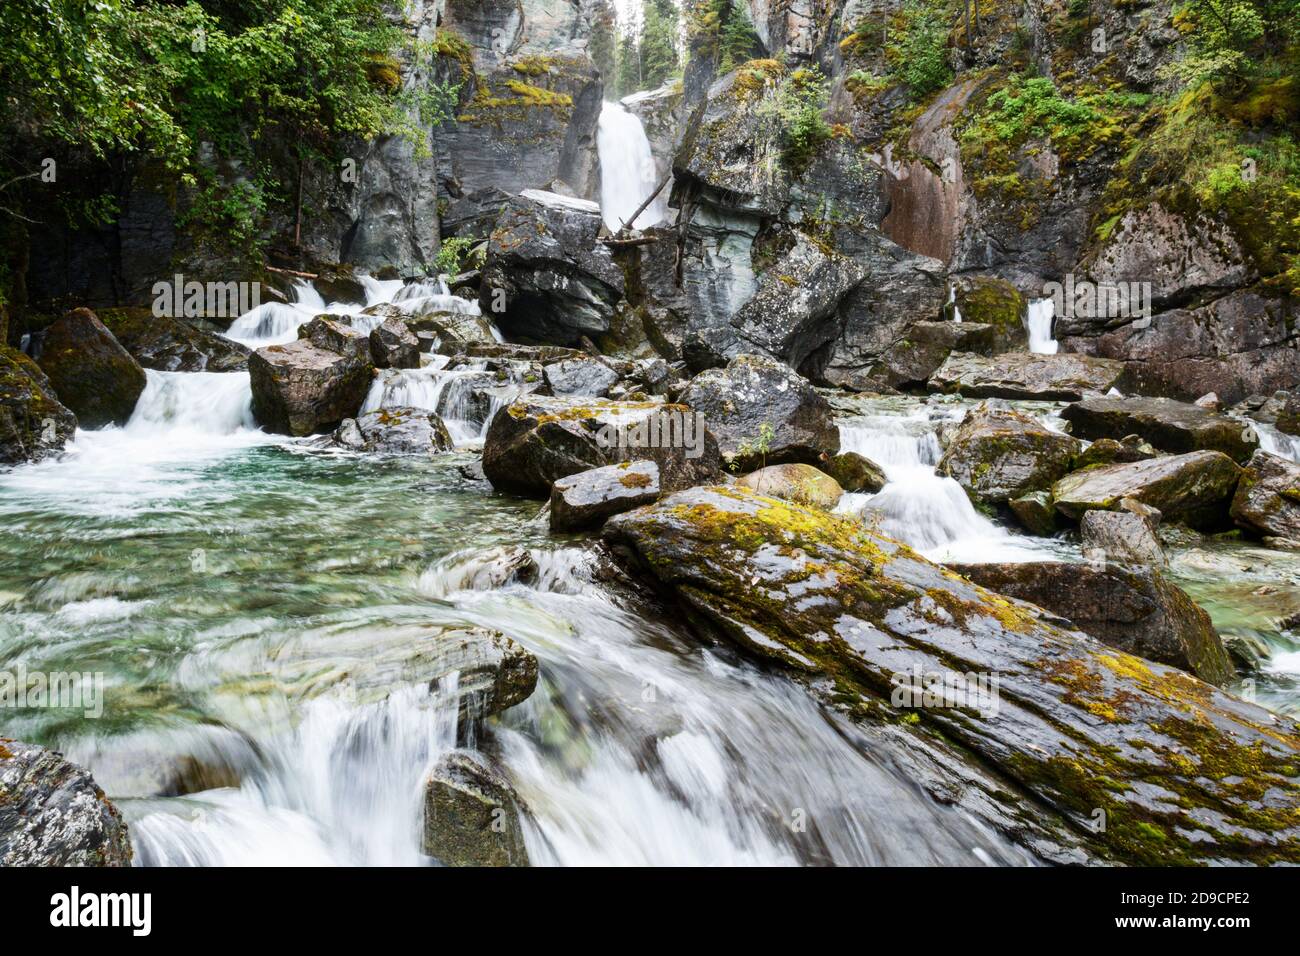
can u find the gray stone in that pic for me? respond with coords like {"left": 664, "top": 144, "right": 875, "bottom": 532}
{"left": 928, "top": 351, "right": 1124, "bottom": 401}
{"left": 1061, "top": 396, "right": 1258, "bottom": 464}
{"left": 332, "top": 406, "right": 454, "bottom": 455}
{"left": 1230, "top": 450, "right": 1300, "bottom": 541}
{"left": 737, "top": 462, "right": 843, "bottom": 510}
{"left": 249, "top": 323, "right": 375, "bottom": 436}
{"left": 1053, "top": 451, "right": 1242, "bottom": 529}
{"left": 1080, "top": 509, "right": 1166, "bottom": 568}
{"left": 423, "top": 750, "right": 529, "bottom": 867}
{"left": 369, "top": 317, "right": 420, "bottom": 370}
{"left": 550, "top": 460, "right": 662, "bottom": 532}
{"left": 543, "top": 357, "right": 620, "bottom": 397}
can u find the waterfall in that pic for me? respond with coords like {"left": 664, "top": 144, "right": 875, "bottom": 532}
{"left": 949, "top": 285, "right": 962, "bottom": 323}
{"left": 1025, "top": 298, "right": 1058, "bottom": 354}
{"left": 361, "top": 355, "right": 521, "bottom": 445}
{"left": 835, "top": 408, "right": 1051, "bottom": 563}
{"left": 597, "top": 101, "right": 667, "bottom": 233}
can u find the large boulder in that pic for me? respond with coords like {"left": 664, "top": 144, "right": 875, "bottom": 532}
{"left": 35, "top": 308, "right": 146, "bottom": 427}
{"left": 1230, "top": 450, "right": 1300, "bottom": 542}
{"left": 368, "top": 317, "right": 420, "bottom": 370}
{"left": 603, "top": 487, "right": 1300, "bottom": 864}
{"left": 543, "top": 356, "right": 620, "bottom": 398}
{"left": 1061, "top": 396, "right": 1258, "bottom": 464}
{"left": 948, "top": 562, "right": 1235, "bottom": 686}
{"left": 1052, "top": 451, "right": 1242, "bottom": 529}
{"left": 824, "top": 451, "right": 887, "bottom": 494}
{"left": 249, "top": 318, "right": 374, "bottom": 436}
{"left": 728, "top": 234, "right": 865, "bottom": 371}
{"left": 861, "top": 320, "right": 998, "bottom": 391}
{"left": 0, "top": 346, "right": 77, "bottom": 465}
{"left": 482, "top": 395, "right": 721, "bottom": 497}
{"left": 678, "top": 354, "right": 839, "bottom": 469}
{"left": 100, "top": 307, "right": 250, "bottom": 372}
{"left": 423, "top": 750, "right": 529, "bottom": 867}
{"left": 938, "top": 404, "right": 1081, "bottom": 505}
{"left": 1080, "top": 509, "right": 1166, "bottom": 568}
{"left": 479, "top": 191, "right": 624, "bottom": 344}
{"left": 928, "top": 351, "right": 1124, "bottom": 401}
{"left": 550, "top": 460, "right": 662, "bottom": 532}
{"left": 737, "top": 462, "right": 843, "bottom": 510}
{"left": 0, "top": 739, "right": 132, "bottom": 866}
{"left": 332, "top": 407, "right": 454, "bottom": 455}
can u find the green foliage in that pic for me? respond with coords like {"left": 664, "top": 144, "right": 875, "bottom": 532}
{"left": 641, "top": 0, "right": 681, "bottom": 90}
{"left": 886, "top": 0, "right": 954, "bottom": 100}
{"left": 732, "top": 422, "right": 775, "bottom": 471}
{"left": 589, "top": 1, "right": 618, "bottom": 86}
{"left": 756, "top": 66, "right": 834, "bottom": 172}
{"left": 434, "top": 236, "right": 484, "bottom": 277}
{"left": 718, "top": 1, "right": 761, "bottom": 74}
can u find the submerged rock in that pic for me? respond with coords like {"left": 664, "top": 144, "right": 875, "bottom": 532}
{"left": 0, "top": 739, "right": 132, "bottom": 866}
{"left": 249, "top": 318, "right": 374, "bottom": 436}
{"left": 35, "top": 308, "right": 146, "bottom": 427}
{"left": 332, "top": 406, "right": 454, "bottom": 455}
{"left": 0, "top": 345, "right": 77, "bottom": 465}
{"left": 423, "top": 750, "right": 529, "bottom": 867}
{"left": 603, "top": 486, "right": 1300, "bottom": 864}
{"left": 1061, "top": 396, "right": 1258, "bottom": 464}
{"left": 928, "top": 351, "right": 1124, "bottom": 401}
{"left": 482, "top": 395, "right": 720, "bottom": 497}
{"left": 678, "top": 353, "right": 839, "bottom": 469}
{"left": 99, "top": 307, "right": 250, "bottom": 372}
{"left": 737, "top": 463, "right": 843, "bottom": 510}
{"left": 950, "top": 562, "right": 1232, "bottom": 686}
{"left": 1052, "top": 451, "right": 1241, "bottom": 529}
{"left": 1230, "top": 450, "right": 1300, "bottom": 542}
{"left": 550, "top": 460, "right": 662, "bottom": 532}
{"left": 938, "top": 404, "right": 1081, "bottom": 505}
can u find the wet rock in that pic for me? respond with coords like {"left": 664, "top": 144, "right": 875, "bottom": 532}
{"left": 422, "top": 750, "right": 529, "bottom": 867}
{"left": 1195, "top": 392, "right": 1221, "bottom": 411}
{"left": 737, "top": 463, "right": 843, "bottom": 510}
{"left": 1230, "top": 451, "right": 1300, "bottom": 541}
{"left": 1009, "top": 490, "right": 1058, "bottom": 536}
{"left": 928, "top": 351, "right": 1124, "bottom": 402}
{"left": 1061, "top": 396, "right": 1258, "bottom": 464}
{"left": 479, "top": 192, "right": 624, "bottom": 345}
{"left": 728, "top": 235, "right": 865, "bottom": 371}
{"left": 1072, "top": 435, "right": 1158, "bottom": 469}
{"left": 0, "top": 345, "right": 77, "bottom": 465}
{"left": 483, "top": 395, "right": 720, "bottom": 497}
{"left": 951, "top": 276, "right": 1028, "bottom": 352}
{"left": 938, "top": 404, "right": 1082, "bottom": 505}
{"left": 604, "top": 486, "right": 1300, "bottom": 864}
{"left": 1276, "top": 392, "right": 1300, "bottom": 436}
{"left": 368, "top": 317, "right": 420, "bottom": 370}
{"left": 948, "top": 562, "right": 1234, "bottom": 686}
{"left": 1053, "top": 451, "right": 1242, "bottom": 529}
{"left": 550, "top": 460, "right": 662, "bottom": 532}
{"left": 249, "top": 318, "right": 375, "bottom": 436}
{"left": 35, "top": 308, "right": 146, "bottom": 427}
{"left": 679, "top": 354, "right": 839, "bottom": 469}
{"left": 99, "top": 307, "right": 250, "bottom": 372}
{"left": 0, "top": 739, "right": 132, "bottom": 866}
{"left": 332, "top": 407, "right": 454, "bottom": 456}
{"left": 543, "top": 356, "right": 620, "bottom": 397}
{"left": 1223, "top": 633, "right": 1272, "bottom": 674}
{"left": 825, "top": 451, "right": 887, "bottom": 494}
{"left": 864, "top": 320, "right": 997, "bottom": 391}
{"left": 1080, "top": 510, "right": 1166, "bottom": 568}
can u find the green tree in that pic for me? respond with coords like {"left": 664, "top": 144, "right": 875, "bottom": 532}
{"left": 640, "top": 0, "right": 681, "bottom": 90}
{"left": 718, "top": 1, "right": 761, "bottom": 74}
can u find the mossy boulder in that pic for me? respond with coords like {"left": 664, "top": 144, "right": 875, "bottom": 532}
{"left": 678, "top": 353, "right": 839, "bottom": 470}
{"left": 825, "top": 450, "right": 887, "bottom": 494}
{"left": 1230, "top": 450, "right": 1300, "bottom": 542}
{"left": 737, "top": 463, "right": 843, "bottom": 510}
{"left": 1061, "top": 396, "right": 1259, "bottom": 464}
{"left": 938, "top": 403, "right": 1082, "bottom": 505}
{"left": 949, "top": 562, "right": 1234, "bottom": 686}
{"left": 952, "top": 276, "right": 1027, "bottom": 352}
{"left": 98, "top": 306, "right": 250, "bottom": 372}
{"left": 1052, "top": 451, "right": 1242, "bottom": 529}
{"left": 332, "top": 406, "right": 454, "bottom": 456}
{"left": 482, "top": 395, "right": 721, "bottom": 497}
{"left": 0, "top": 739, "right": 132, "bottom": 866}
{"left": 36, "top": 308, "right": 146, "bottom": 427}
{"left": 0, "top": 345, "right": 77, "bottom": 465}
{"left": 603, "top": 486, "right": 1300, "bottom": 864}
{"left": 928, "top": 351, "right": 1124, "bottom": 401}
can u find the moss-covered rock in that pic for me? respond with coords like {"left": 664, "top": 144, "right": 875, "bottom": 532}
{"left": 1061, "top": 396, "right": 1259, "bottom": 464}
{"left": 825, "top": 450, "right": 888, "bottom": 493}
{"left": 0, "top": 345, "right": 76, "bottom": 465}
{"left": 737, "top": 462, "right": 843, "bottom": 510}
{"left": 97, "top": 307, "right": 250, "bottom": 373}
{"left": 928, "top": 351, "right": 1124, "bottom": 401}
{"left": 938, "top": 403, "right": 1082, "bottom": 505}
{"left": 1230, "top": 450, "right": 1300, "bottom": 541}
{"left": 36, "top": 308, "right": 145, "bottom": 428}
{"left": 1053, "top": 451, "right": 1242, "bottom": 529}
{"left": 952, "top": 276, "right": 1027, "bottom": 352}
{"left": 422, "top": 750, "right": 529, "bottom": 867}
{"left": 603, "top": 486, "right": 1300, "bottom": 864}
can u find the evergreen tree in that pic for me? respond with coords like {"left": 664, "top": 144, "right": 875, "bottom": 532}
{"left": 588, "top": 0, "right": 618, "bottom": 89}
{"left": 640, "top": 0, "right": 681, "bottom": 91}
{"left": 718, "top": 0, "right": 760, "bottom": 73}
{"left": 615, "top": 30, "right": 641, "bottom": 98}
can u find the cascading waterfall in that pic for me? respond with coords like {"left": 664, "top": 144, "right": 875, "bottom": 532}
{"left": 1025, "top": 297, "right": 1059, "bottom": 354}
{"left": 597, "top": 101, "right": 667, "bottom": 234}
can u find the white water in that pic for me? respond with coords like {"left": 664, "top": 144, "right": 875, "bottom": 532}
{"left": 361, "top": 356, "right": 518, "bottom": 444}
{"left": 1025, "top": 297, "right": 1058, "bottom": 354}
{"left": 835, "top": 405, "right": 1055, "bottom": 563}
{"left": 1255, "top": 421, "right": 1300, "bottom": 463}
{"left": 597, "top": 101, "right": 667, "bottom": 233}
